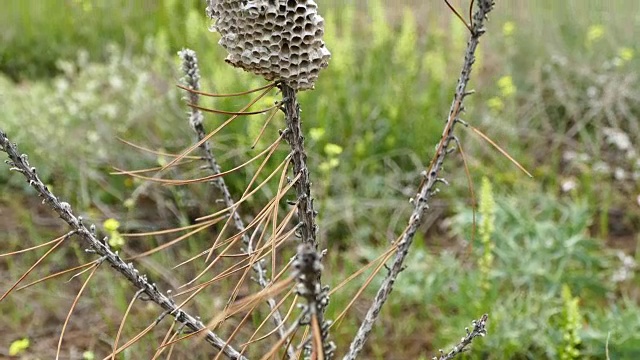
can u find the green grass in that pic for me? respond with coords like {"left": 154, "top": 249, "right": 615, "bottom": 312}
{"left": 1, "top": 0, "right": 640, "bottom": 359}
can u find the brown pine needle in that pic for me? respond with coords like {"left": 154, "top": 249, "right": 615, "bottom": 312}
{"left": 163, "top": 338, "right": 177, "bottom": 360}
{"left": 161, "top": 84, "right": 275, "bottom": 173}
{"left": 0, "top": 233, "right": 70, "bottom": 257}
{"left": 172, "top": 249, "right": 209, "bottom": 269}
{"left": 16, "top": 261, "right": 97, "bottom": 291}
{"left": 177, "top": 81, "right": 276, "bottom": 98}
{"left": 158, "top": 321, "right": 208, "bottom": 348}
{"left": 171, "top": 203, "right": 281, "bottom": 269}
{"left": 258, "top": 219, "right": 295, "bottom": 263}
{"left": 271, "top": 257, "right": 296, "bottom": 288}
{"left": 468, "top": 124, "right": 533, "bottom": 178}
{"left": 0, "top": 232, "right": 71, "bottom": 302}
{"left": 331, "top": 229, "right": 409, "bottom": 328}
{"left": 203, "top": 203, "right": 296, "bottom": 261}
{"left": 270, "top": 207, "right": 281, "bottom": 285}
{"left": 258, "top": 314, "right": 305, "bottom": 360}
{"left": 193, "top": 234, "right": 294, "bottom": 299}
{"left": 225, "top": 234, "right": 269, "bottom": 315}
{"left": 174, "top": 258, "right": 252, "bottom": 297}
{"left": 126, "top": 220, "right": 218, "bottom": 260}
{"left": 445, "top": 0, "right": 473, "bottom": 33}
{"left": 202, "top": 146, "right": 287, "bottom": 263}
{"left": 221, "top": 217, "right": 295, "bottom": 322}
{"left": 259, "top": 206, "right": 298, "bottom": 258}
{"left": 56, "top": 261, "right": 101, "bottom": 360}
{"left": 259, "top": 331, "right": 291, "bottom": 360}
{"left": 111, "top": 289, "right": 144, "bottom": 360}
{"left": 166, "top": 230, "right": 294, "bottom": 347}
{"left": 150, "top": 319, "right": 178, "bottom": 360}
{"left": 241, "top": 289, "right": 296, "bottom": 348}
{"left": 332, "top": 247, "right": 396, "bottom": 328}
{"left": 171, "top": 221, "right": 263, "bottom": 269}
{"left": 311, "top": 314, "right": 324, "bottom": 360}
{"left": 270, "top": 154, "right": 294, "bottom": 281}
{"left": 206, "top": 277, "right": 295, "bottom": 332}
{"left": 116, "top": 137, "right": 201, "bottom": 159}
{"left": 218, "top": 210, "right": 297, "bottom": 263}
{"left": 271, "top": 296, "right": 300, "bottom": 359}
{"left": 158, "top": 135, "right": 284, "bottom": 186}
{"left": 177, "top": 209, "right": 295, "bottom": 294}
{"left": 329, "top": 242, "right": 399, "bottom": 296}
{"left": 121, "top": 216, "right": 225, "bottom": 237}
{"left": 201, "top": 154, "right": 292, "bottom": 263}
{"left": 175, "top": 221, "right": 295, "bottom": 298}
{"left": 251, "top": 108, "right": 280, "bottom": 149}
{"left": 68, "top": 261, "right": 103, "bottom": 282}
{"left": 212, "top": 303, "right": 259, "bottom": 360}
{"left": 222, "top": 190, "right": 294, "bottom": 311}
{"left": 180, "top": 215, "right": 266, "bottom": 264}
{"left": 184, "top": 216, "right": 265, "bottom": 288}
{"left": 102, "top": 321, "right": 157, "bottom": 360}
{"left": 469, "top": 0, "right": 476, "bottom": 27}
{"left": 187, "top": 102, "right": 280, "bottom": 116}
{"left": 196, "top": 156, "right": 293, "bottom": 222}
{"left": 110, "top": 160, "right": 195, "bottom": 176}
{"left": 295, "top": 327, "right": 310, "bottom": 360}
{"left": 158, "top": 278, "right": 293, "bottom": 350}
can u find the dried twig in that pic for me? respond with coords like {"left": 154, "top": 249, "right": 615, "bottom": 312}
{"left": 0, "top": 130, "right": 247, "bottom": 360}
{"left": 436, "top": 314, "right": 488, "bottom": 360}
{"left": 280, "top": 83, "right": 334, "bottom": 358}
{"left": 343, "top": 1, "right": 495, "bottom": 359}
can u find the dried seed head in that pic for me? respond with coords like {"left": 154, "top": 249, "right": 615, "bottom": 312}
{"left": 206, "top": 0, "right": 331, "bottom": 90}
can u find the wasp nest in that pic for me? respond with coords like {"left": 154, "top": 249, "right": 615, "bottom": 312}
{"left": 206, "top": 0, "right": 331, "bottom": 91}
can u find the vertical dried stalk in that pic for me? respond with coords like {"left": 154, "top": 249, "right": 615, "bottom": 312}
{"left": 343, "top": 1, "right": 495, "bottom": 359}
{"left": 280, "top": 84, "right": 318, "bottom": 250}
{"left": 280, "top": 83, "right": 334, "bottom": 358}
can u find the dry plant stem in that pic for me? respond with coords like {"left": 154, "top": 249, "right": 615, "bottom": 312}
{"left": 280, "top": 83, "right": 333, "bottom": 358}
{"left": 179, "top": 49, "right": 293, "bottom": 357}
{"left": 0, "top": 131, "right": 247, "bottom": 360}
{"left": 436, "top": 314, "right": 488, "bottom": 360}
{"left": 343, "top": 1, "right": 495, "bottom": 359}
{"left": 279, "top": 84, "right": 318, "bottom": 249}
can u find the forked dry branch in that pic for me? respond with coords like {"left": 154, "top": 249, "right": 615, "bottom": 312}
{"left": 344, "top": 1, "right": 494, "bottom": 357}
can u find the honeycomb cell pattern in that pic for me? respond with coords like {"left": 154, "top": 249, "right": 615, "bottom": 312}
{"left": 206, "top": 0, "right": 331, "bottom": 91}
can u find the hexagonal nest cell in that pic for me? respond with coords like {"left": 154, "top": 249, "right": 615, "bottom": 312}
{"left": 206, "top": 0, "right": 331, "bottom": 91}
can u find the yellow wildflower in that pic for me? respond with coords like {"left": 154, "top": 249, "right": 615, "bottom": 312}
{"left": 498, "top": 76, "right": 516, "bottom": 98}
{"left": 619, "top": 47, "right": 634, "bottom": 62}
{"left": 324, "top": 143, "right": 343, "bottom": 157}
{"left": 586, "top": 25, "right": 604, "bottom": 46}
{"left": 103, "top": 218, "right": 120, "bottom": 232}
{"left": 487, "top": 97, "right": 504, "bottom": 112}
{"left": 502, "top": 21, "right": 515, "bottom": 37}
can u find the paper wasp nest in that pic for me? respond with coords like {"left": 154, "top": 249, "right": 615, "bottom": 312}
{"left": 206, "top": 0, "right": 331, "bottom": 90}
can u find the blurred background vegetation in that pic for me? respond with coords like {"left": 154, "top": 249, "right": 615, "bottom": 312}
{"left": 1, "top": 0, "right": 639, "bottom": 359}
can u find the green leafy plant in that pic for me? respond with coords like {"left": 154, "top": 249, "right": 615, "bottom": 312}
{"left": 558, "top": 284, "right": 583, "bottom": 360}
